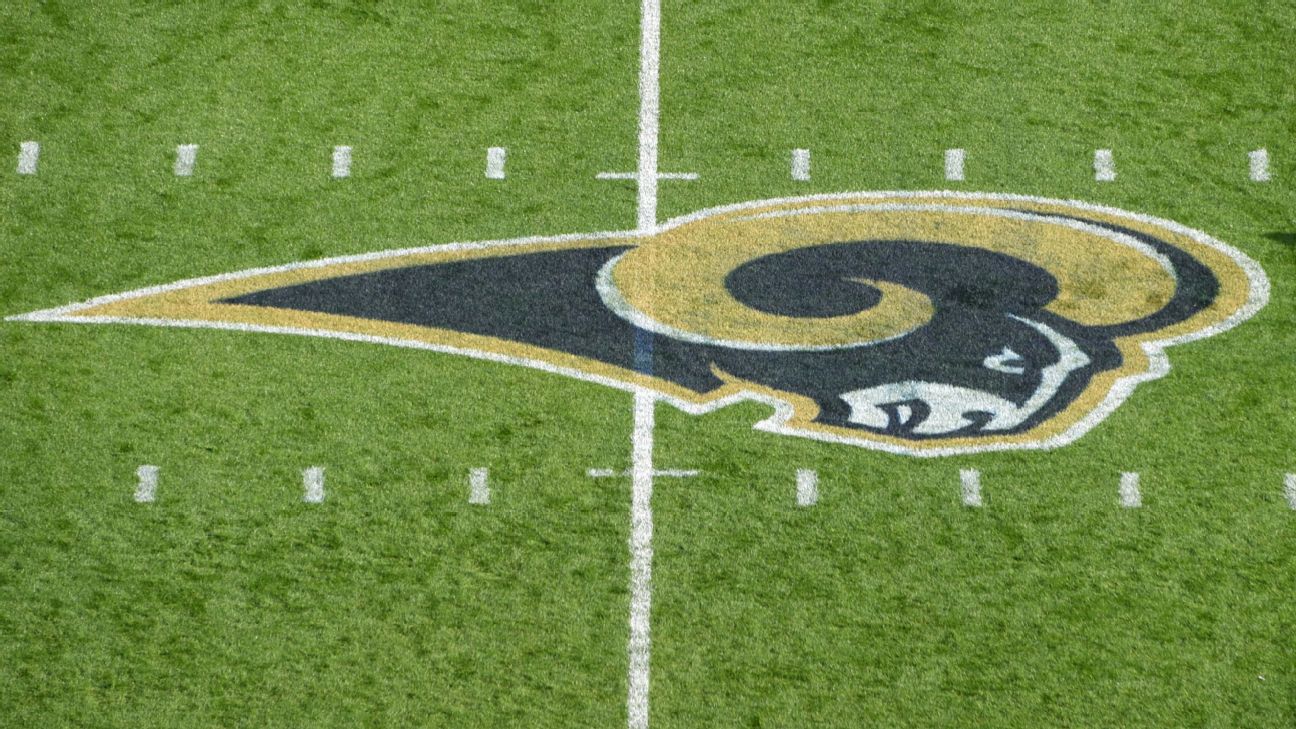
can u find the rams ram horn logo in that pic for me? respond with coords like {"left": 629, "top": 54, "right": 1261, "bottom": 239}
{"left": 10, "top": 192, "right": 1268, "bottom": 456}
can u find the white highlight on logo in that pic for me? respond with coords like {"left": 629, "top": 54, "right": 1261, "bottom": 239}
{"left": 983, "top": 346, "right": 1026, "bottom": 375}
{"left": 1249, "top": 149, "right": 1271, "bottom": 182}
{"left": 469, "top": 467, "right": 491, "bottom": 505}
{"left": 945, "top": 148, "right": 965, "bottom": 181}
{"left": 331, "top": 146, "right": 352, "bottom": 179}
{"left": 17, "top": 141, "right": 39, "bottom": 175}
{"left": 174, "top": 144, "right": 198, "bottom": 177}
{"left": 796, "top": 469, "right": 819, "bottom": 506}
{"left": 1094, "top": 149, "right": 1116, "bottom": 182}
{"left": 791, "top": 148, "right": 811, "bottom": 181}
{"left": 1284, "top": 473, "right": 1296, "bottom": 510}
{"left": 627, "top": 390, "right": 655, "bottom": 729}
{"left": 135, "top": 465, "right": 159, "bottom": 503}
{"left": 1119, "top": 472, "right": 1142, "bottom": 508}
{"left": 486, "top": 147, "right": 507, "bottom": 179}
{"left": 303, "top": 466, "right": 325, "bottom": 503}
{"left": 960, "top": 469, "right": 983, "bottom": 507}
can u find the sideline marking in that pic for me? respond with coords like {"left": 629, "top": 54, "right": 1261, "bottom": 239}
{"left": 174, "top": 144, "right": 198, "bottom": 177}
{"left": 135, "top": 465, "right": 159, "bottom": 503}
{"left": 796, "top": 468, "right": 818, "bottom": 506}
{"left": 469, "top": 467, "right": 490, "bottom": 504}
{"left": 1120, "top": 471, "right": 1142, "bottom": 508}
{"left": 1094, "top": 149, "right": 1116, "bottom": 182}
{"left": 945, "top": 148, "right": 965, "bottom": 181}
{"left": 791, "top": 148, "right": 811, "bottom": 181}
{"left": 1250, "top": 149, "right": 1271, "bottom": 182}
{"left": 17, "top": 141, "right": 39, "bottom": 174}
{"left": 331, "top": 146, "right": 352, "bottom": 178}
{"left": 486, "top": 147, "right": 507, "bottom": 179}
{"left": 303, "top": 466, "right": 325, "bottom": 503}
{"left": 598, "top": 171, "right": 698, "bottom": 181}
{"left": 588, "top": 468, "right": 697, "bottom": 478}
{"left": 960, "top": 469, "right": 983, "bottom": 507}
{"left": 1284, "top": 473, "right": 1296, "bottom": 510}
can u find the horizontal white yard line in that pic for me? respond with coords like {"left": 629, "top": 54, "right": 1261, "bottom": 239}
{"left": 945, "top": 148, "right": 965, "bottom": 181}
{"left": 796, "top": 469, "right": 818, "bottom": 506}
{"left": 469, "top": 467, "right": 491, "bottom": 504}
{"left": 486, "top": 147, "right": 507, "bottom": 179}
{"left": 791, "top": 148, "right": 810, "bottom": 181}
{"left": 174, "top": 144, "right": 198, "bottom": 176}
{"left": 588, "top": 468, "right": 698, "bottom": 478}
{"left": 303, "top": 466, "right": 325, "bottom": 503}
{"left": 960, "top": 469, "right": 983, "bottom": 507}
{"left": 135, "top": 465, "right": 159, "bottom": 503}
{"left": 331, "top": 146, "right": 352, "bottom": 178}
{"left": 17, "top": 141, "right": 39, "bottom": 174}
{"left": 1285, "top": 473, "right": 1296, "bottom": 510}
{"left": 597, "top": 171, "right": 698, "bottom": 181}
{"left": 1094, "top": 149, "right": 1116, "bottom": 182}
{"left": 1120, "top": 472, "right": 1142, "bottom": 508}
{"left": 1250, "top": 149, "right": 1271, "bottom": 182}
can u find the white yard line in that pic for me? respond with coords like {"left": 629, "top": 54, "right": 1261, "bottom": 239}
{"left": 1285, "top": 474, "right": 1296, "bottom": 510}
{"left": 174, "top": 144, "right": 198, "bottom": 177}
{"left": 1250, "top": 149, "right": 1271, "bottom": 182}
{"left": 589, "top": 468, "right": 699, "bottom": 478}
{"left": 17, "top": 141, "right": 39, "bottom": 175}
{"left": 486, "top": 147, "right": 507, "bottom": 179}
{"left": 134, "top": 465, "right": 159, "bottom": 503}
{"left": 945, "top": 148, "right": 965, "bottom": 181}
{"left": 469, "top": 467, "right": 491, "bottom": 504}
{"left": 636, "top": 0, "right": 661, "bottom": 234}
{"left": 791, "top": 148, "right": 811, "bottom": 181}
{"left": 598, "top": 171, "right": 698, "bottom": 181}
{"left": 1119, "top": 472, "right": 1142, "bottom": 508}
{"left": 1094, "top": 149, "right": 1116, "bottom": 182}
{"left": 331, "top": 146, "right": 352, "bottom": 179}
{"left": 628, "top": 390, "right": 656, "bottom": 729}
{"left": 303, "top": 466, "right": 325, "bottom": 503}
{"left": 796, "top": 468, "right": 819, "bottom": 506}
{"left": 960, "top": 469, "right": 983, "bottom": 507}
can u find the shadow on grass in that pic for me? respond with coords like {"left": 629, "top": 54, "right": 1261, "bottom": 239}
{"left": 1265, "top": 232, "right": 1296, "bottom": 247}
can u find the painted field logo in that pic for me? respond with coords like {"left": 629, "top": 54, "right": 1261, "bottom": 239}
{"left": 11, "top": 192, "right": 1268, "bottom": 456}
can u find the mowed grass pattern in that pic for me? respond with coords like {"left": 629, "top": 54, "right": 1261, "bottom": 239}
{"left": 3, "top": 1, "right": 1296, "bottom": 727}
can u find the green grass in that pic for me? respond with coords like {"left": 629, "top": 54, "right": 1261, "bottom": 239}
{"left": 2, "top": 1, "right": 1296, "bottom": 727}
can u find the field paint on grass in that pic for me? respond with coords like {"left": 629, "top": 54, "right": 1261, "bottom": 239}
{"left": 960, "top": 469, "right": 983, "bottom": 507}
{"left": 945, "top": 148, "right": 965, "bottom": 181}
{"left": 134, "top": 465, "right": 159, "bottom": 503}
{"left": 636, "top": 0, "right": 661, "bottom": 234}
{"left": 469, "top": 467, "right": 490, "bottom": 504}
{"left": 174, "top": 144, "right": 198, "bottom": 176}
{"left": 17, "top": 141, "right": 39, "bottom": 174}
{"left": 1094, "top": 149, "right": 1116, "bottom": 181}
{"left": 331, "top": 146, "right": 352, "bottom": 178}
{"left": 1284, "top": 474, "right": 1296, "bottom": 510}
{"left": 796, "top": 468, "right": 818, "bottom": 506}
{"left": 597, "top": 171, "right": 698, "bottom": 181}
{"left": 791, "top": 148, "right": 811, "bottom": 181}
{"left": 628, "top": 390, "right": 655, "bottom": 729}
{"left": 1120, "top": 472, "right": 1142, "bottom": 508}
{"left": 303, "top": 466, "right": 325, "bottom": 503}
{"left": 1250, "top": 149, "right": 1271, "bottom": 182}
{"left": 588, "top": 468, "right": 697, "bottom": 478}
{"left": 486, "top": 147, "right": 507, "bottom": 179}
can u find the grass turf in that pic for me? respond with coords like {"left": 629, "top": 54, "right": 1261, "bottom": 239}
{"left": 2, "top": 1, "right": 1295, "bottom": 726}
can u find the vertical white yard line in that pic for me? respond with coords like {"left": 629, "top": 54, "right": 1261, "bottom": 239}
{"left": 134, "top": 465, "right": 159, "bottom": 503}
{"left": 796, "top": 468, "right": 819, "bottom": 506}
{"left": 17, "top": 141, "right": 39, "bottom": 175}
{"left": 1284, "top": 474, "right": 1296, "bottom": 511}
{"left": 1094, "top": 149, "right": 1116, "bottom": 182}
{"left": 174, "top": 144, "right": 198, "bottom": 177}
{"left": 960, "top": 469, "right": 983, "bottom": 507}
{"left": 331, "top": 146, "right": 352, "bottom": 178}
{"left": 1249, "top": 149, "right": 1271, "bottom": 182}
{"left": 945, "top": 148, "right": 965, "bottom": 181}
{"left": 303, "top": 466, "right": 325, "bottom": 503}
{"left": 791, "top": 148, "right": 811, "bottom": 181}
{"left": 628, "top": 390, "right": 655, "bottom": 729}
{"left": 486, "top": 147, "right": 507, "bottom": 179}
{"left": 469, "top": 467, "right": 491, "bottom": 504}
{"left": 636, "top": 0, "right": 661, "bottom": 234}
{"left": 1119, "top": 472, "right": 1142, "bottom": 508}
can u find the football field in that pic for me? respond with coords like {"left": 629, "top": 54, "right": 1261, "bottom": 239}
{"left": 2, "top": 2, "right": 1295, "bottom": 727}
